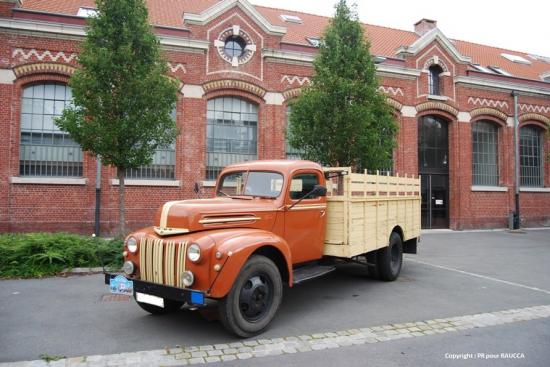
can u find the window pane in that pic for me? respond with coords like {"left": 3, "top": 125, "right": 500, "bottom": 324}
{"left": 44, "top": 84, "right": 55, "bottom": 99}
{"left": 22, "top": 98, "right": 33, "bottom": 113}
{"left": 21, "top": 114, "right": 32, "bottom": 130}
{"left": 33, "top": 84, "right": 44, "bottom": 99}
{"left": 32, "top": 99, "right": 44, "bottom": 115}
{"left": 290, "top": 173, "right": 319, "bottom": 200}
{"left": 472, "top": 121, "right": 499, "bottom": 186}
{"left": 19, "top": 83, "right": 82, "bottom": 177}
{"left": 125, "top": 108, "right": 177, "bottom": 180}
{"left": 418, "top": 116, "right": 448, "bottom": 171}
{"left": 44, "top": 100, "right": 55, "bottom": 115}
{"left": 206, "top": 97, "right": 258, "bottom": 180}
{"left": 428, "top": 65, "right": 443, "bottom": 95}
{"left": 520, "top": 125, "right": 544, "bottom": 187}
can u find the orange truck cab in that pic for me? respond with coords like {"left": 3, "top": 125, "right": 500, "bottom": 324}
{"left": 105, "top": 160, "right": 420, "bottom": 337}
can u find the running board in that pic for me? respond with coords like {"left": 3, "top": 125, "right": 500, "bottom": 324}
{"left": 292, "top": 265, "right": 336, "bottom": 285}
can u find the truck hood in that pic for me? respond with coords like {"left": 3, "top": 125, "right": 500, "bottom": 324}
{"left": 152, "top": 198, "right": 279, "bottom": 236}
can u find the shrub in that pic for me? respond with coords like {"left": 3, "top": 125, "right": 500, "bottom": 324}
{"left": 0, "top": 233, "right": 123, "bottom": 278}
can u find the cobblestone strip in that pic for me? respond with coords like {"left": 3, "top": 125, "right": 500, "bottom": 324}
{"left": 3, "top": 304, "right": 550, "bottom": 367}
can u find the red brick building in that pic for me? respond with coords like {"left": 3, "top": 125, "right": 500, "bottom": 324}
{"left": 1, "top": 0, "right": 549, "bottom": 233}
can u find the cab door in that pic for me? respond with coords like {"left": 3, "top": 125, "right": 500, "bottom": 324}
{"left": 284, "top": 170, "right": 327, "bottom": 264}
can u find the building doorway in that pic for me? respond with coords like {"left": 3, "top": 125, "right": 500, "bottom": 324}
{"left": 418, "top": 116, "right": 449, "bottom": 228}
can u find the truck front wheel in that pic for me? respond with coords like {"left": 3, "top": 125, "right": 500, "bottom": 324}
{"left": 218, "top": 255, "right": 283, "bottom": 338}
{"left": 377, "top": 232, "right": 403, "bottom": 281}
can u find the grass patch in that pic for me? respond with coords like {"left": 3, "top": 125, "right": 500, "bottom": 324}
{"left": 39, "top": 353, "right": 66, "bottom": 362}
{"left": 0, "top": 233, "right": 123, "bottom": 279}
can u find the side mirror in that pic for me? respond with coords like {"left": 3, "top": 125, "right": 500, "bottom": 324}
{"left": 312, "top": 184, "right": 327, "bottom": 197}
{"left": 194, "top": 182, "right": 203, "bottom": 198}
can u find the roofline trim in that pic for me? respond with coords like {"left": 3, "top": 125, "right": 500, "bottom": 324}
{"left": 184, "top": 0, "right": 287, "bottom": 36}
{"left": 0, "top": 18, "right": 210, "bottom": 50}
{"left": 455, "top": 76, "right": 550, "bottom": 96}
{"left": 263, "top": 48, "right": 315, "bottom": 62}
{"left": 263, "top": 49, "right": 421, "bottom": 77}
{"left": 396, "top": 28, "right": 472, "bottom": 64}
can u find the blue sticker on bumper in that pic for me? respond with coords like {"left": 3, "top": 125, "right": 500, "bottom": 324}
{"left": 109, "top": 275, "right": 133, "bottom": 295}
{"left": 190, "top": 291, "right": 205, "bottom": 305}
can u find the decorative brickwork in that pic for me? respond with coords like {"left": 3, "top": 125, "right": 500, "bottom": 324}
{"left": 202, "top": 79, "right": 266, "bottom": 97}
{"left": 13, "top": 62, "right": 76, "bottom": 77}
{"left": 0, "top": 0, "right": 549, "bottom": 233}
{"left": 518, "top": 113, "right": 550, "bottom": 126}
{"left": 470, "top": 107, "right": 508, "bottom": 122}
{"left": 416, "top": 101, "right": 459, "bottom": 116}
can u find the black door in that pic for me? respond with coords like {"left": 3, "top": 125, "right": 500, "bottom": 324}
{"left": 419, "top": 116, "right": 449, "bottom": 229}
{"left": 421, "top": 174, "right": 449, "bottom": 229}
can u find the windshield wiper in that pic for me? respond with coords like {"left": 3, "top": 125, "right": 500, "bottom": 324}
{"left": 217, "top": 189, "right": 231, "bottom": 197}
{"left": 217, "top": 190, "right": 253, "bottom": 200}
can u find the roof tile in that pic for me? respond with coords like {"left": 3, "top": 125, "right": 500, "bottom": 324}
{"left": 17, "top": 0, "right": 550, "bottom": 82}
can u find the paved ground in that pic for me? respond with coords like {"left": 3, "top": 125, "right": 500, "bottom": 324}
{"left": 1, "top": 229, "right": 549, "bottom": 366}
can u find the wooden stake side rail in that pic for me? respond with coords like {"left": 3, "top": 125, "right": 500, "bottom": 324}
{"left": 322, "top": 167, "right": 421, "bottom": 258}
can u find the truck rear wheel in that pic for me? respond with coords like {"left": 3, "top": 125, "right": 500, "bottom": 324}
{"left": 135, "top": 297, "right": 183, "bottom": 315}
{"left": 377, "top": 232, "right": 403, "bottom": 281}
{"left": 218, "top": 255, "right": 282, "bottom": 338}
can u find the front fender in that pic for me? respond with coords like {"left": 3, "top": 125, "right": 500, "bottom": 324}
{"left": 207, "top": 229, "right": 293, "bottom": 298}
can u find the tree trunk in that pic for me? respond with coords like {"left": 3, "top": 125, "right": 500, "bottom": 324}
{"left": 117, "top": 167, "right": 126, "bottom": 237}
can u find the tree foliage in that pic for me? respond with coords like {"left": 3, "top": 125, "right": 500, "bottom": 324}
{"left": 288, "top": 0, "right": 398, "bottom": 170}
{"left": 56, "top": 0, "right": 179, "bottom": 234}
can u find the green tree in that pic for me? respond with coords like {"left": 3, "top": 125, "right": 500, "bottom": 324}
{"left": 288, "top": 0, "right": 397, "bottom": 170}
{"left": 56, "top": 0, "right": 179, "bottom": 235}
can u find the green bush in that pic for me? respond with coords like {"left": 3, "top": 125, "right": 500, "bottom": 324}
{"left": 0, "top": 233, "right": 123, "bottom": 278}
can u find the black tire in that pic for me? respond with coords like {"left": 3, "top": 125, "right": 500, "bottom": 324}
{"left": 218, "top": 255, "right": 283, "bottom": 338}
{"left": 135, "top": 297, "right": 183, "bottom": 315}
{"left": 377, "top": 232, "right": 403, "bottom": 281}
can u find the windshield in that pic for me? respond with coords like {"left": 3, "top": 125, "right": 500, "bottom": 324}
{"left": 217, "top": 171, "right": 284, "bottom": 198}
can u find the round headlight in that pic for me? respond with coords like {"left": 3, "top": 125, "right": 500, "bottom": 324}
{"left": 126, "top": 237, "right": 138, "bottom": 253}
{"left": 187, "top": 243, "right": 201, "bottom": 263}
{"left": 122, "top": 261, "right": 135, "bottom": 275}
{"left": 181, "top": 271, "right": 194, "bottom": 287}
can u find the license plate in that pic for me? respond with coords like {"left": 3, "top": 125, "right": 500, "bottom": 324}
{"left": 136, "top": 292, "right": 164, "bottom": 308}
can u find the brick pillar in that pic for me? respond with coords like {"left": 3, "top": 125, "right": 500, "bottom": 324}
{"left": 262, "top": 102, "right": 286, "bottom": 160}
{"left": 0, "top": 80, "right": 15, "bottom": 231}
{"left": 399, "top": 114, "right": 419, "bottom": 176}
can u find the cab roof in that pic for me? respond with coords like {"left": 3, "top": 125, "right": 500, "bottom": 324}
{"left": 223, "top": 160, "right": 322, "bottom": 175}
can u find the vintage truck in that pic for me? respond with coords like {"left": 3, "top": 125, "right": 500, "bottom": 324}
{"left": 107, "top": 160, "right": 420, "bottom": 337}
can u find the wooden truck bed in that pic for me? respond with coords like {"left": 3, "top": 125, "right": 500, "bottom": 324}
{"left": 323, "top": 168, "right": 421, "bottom": 258}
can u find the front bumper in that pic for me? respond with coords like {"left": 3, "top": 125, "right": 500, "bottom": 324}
{"left": 104, "top": 273, "right": 206, "bottom": 306}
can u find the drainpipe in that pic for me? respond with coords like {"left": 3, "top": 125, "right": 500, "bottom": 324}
{"left": 94, "top": 157, "right": 101, "bottom": 236}
{"left": 512, "top": 91, "right": 520, "bottom": 229}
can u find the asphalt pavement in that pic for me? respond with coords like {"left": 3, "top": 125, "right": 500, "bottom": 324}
{"left": 1, "top": 229, "right": 549, "bottom": 365}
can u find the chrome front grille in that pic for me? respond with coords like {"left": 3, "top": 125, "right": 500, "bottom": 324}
{"left": 139, "top": 237, "right": 188, "bottom": 287}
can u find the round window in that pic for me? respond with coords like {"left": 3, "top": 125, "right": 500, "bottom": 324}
{"left": 215, "top": 27, "right": 255, "bottom": 66}
{"left": 224, "top": 36, "right": 246, "bottom": 58}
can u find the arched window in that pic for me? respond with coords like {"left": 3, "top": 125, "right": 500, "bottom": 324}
{"left": 206, "top": 97, "right": 258, "bottom": 180}
{"left": 126, "top": 108, "right": 176, "bottom": 180}
{"left": 472, "top": 121, "right": 499, "bottom": 186}
{"left": 20, "top": 83, "right": 83, "bottom": 177}
{"left": 520, "top": 125, "right": 544, "bottom": 187}
{"left": 428, "top": 65, "right": 443, "bottom": 95}
{"left": 285, "top": 106, "right": 304, "bottom": 159}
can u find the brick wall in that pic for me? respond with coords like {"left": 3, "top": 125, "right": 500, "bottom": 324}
{"left": 0, "top": 3, "right": 549, "bottom": 234}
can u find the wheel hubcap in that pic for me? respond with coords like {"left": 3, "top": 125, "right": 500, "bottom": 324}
{"left": 239, "top": 274, "right": 273, "bottom": 322}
